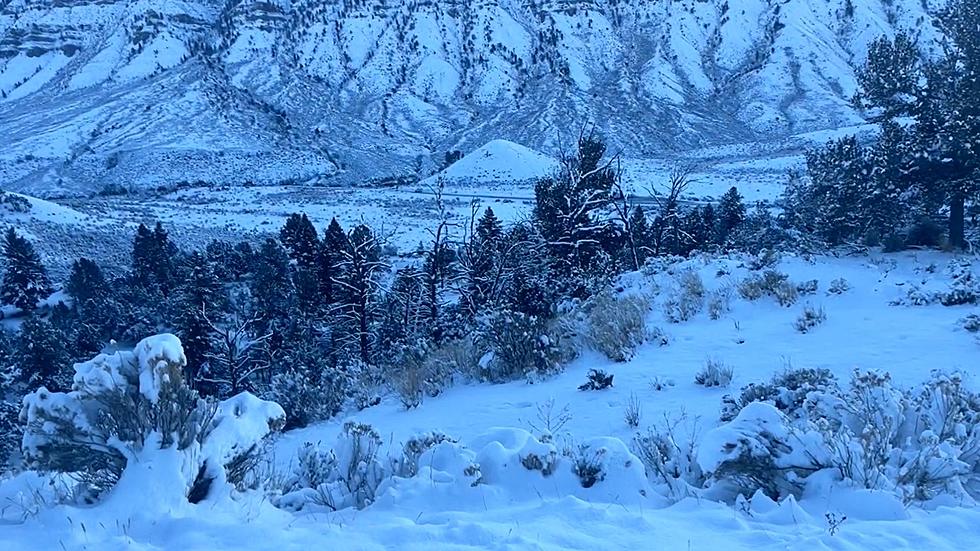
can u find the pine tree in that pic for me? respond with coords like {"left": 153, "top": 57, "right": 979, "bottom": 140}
{"left": 131, "top": 222, "right": 177, "bottom": 296}
{"left": 0, "top": 227, "right": 51, "bottom": 311}
{"left": 854, "top": 32, "right": 921, "bottom": 119}
{"left": 15, "top": 317, "right": 71, "bottom": 391}
{"left": 319, "top": 218, "right": 348, "bottom": 306}
{"left": 280, "top": 213, "right": 320, "bottom": 269}
{"left": 175, "top": 251, "right": 225, "bottom": 384}
{"left": 66, "top": 257, "right": 108, "bottom": 308}
{"left": 863, "top": 120, "right": 912, "bottom": 243}
{"left": 476, "top": 207, "right": 504, "bottom": 245}
{"left": 332, "top": 225, "right": 387, "bottom": 363}
{"left": 627, "top": 205, "right": 653, "bottom": 265}
{"left": 716, "top": 187, "right": 747, "bottom": 246}
{"left": 251, "top": 238, "right": 296, "bottom": 325}
{"left": 534, "top": 131, "right": 617, "bottom": 272}
{"left": 803, "top": 137, "right": 868, "bottom": 245}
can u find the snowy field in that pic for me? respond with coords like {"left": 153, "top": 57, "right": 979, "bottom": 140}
{"left": 2, "top": 250, "right": 979, "bottom": 550}
{"left": 10, "top": 134, "right": 834, "bottom": 276}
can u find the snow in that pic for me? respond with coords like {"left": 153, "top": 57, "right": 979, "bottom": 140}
{"left": 423, "top": 140, "right": 558, "bottom": 187}
{"left": 134, "top": 333, "right": 186, "bottom": 404}
{"left": 6, "top": 250, "right": 980, "bottom": 549}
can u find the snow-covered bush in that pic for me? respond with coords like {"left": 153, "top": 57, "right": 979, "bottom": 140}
{"left": 586, "top": 290, "right": 649, "bottom": 362}
{"left": 695, "top": 359, "right": 733, "bottom": 388}
{"left": 663, "top": 271, "right": 705, "bottom": 323}
{"left": 796, "top": 279, "right": 819, "bottom": 296}
{"left": 569, "top": 444, "right": 606, "bottom": 488}
{"left": 940, "top": 260, "right": 978, "bottom": 306}
{"left": 631, "top": 419, "right": 703, "bottom": 500}
{"left": 828, "top": 278, "right": 851, "bottom": 295}
{"left": 707, "top": 286, "right": 733, "bottom": 320}
{"left": 712, "top": 369, "right": 980, "bottom": 504}
{"left": 391, "top": 431, "right": 456, "bottom": 478}
{"left": 794, "top": 304, "right": 827, "bottom": 333}
{"left": 737, "top": 270, "right": 798, "bottom": 306}
{"left": 698, "top": 402, "right": 826, "bottom": 500}
{"left": 19, "top": 334, "right": 285, "bottom": 502}
{"left": 720, "top": 367, "right": 838, "bottom": 422}
{"left": 817, "top": 370, "right": 980, "bottom": 502}
{"left": 578, "top": 368, "right": 614, "bottom": 391}
{"left": 266, "top": 362, "right": 352, "bottom": 429}
{"left": 278, "top": 422, "right": 386, "bottom": 512}
{"left": 477, "top": 310, "right": 575, "bottom": 382}
{"left": 961, "top": 314, "right": 980, "bottom": 333}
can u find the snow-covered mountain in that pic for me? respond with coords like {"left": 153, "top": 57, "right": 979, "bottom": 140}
{"left": 0, "top": 0, "right": 947, "bottom": 196}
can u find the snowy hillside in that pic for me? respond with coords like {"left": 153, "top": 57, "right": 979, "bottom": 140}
{"left": 0, "top": 0, "right": 949, "bottom": 195}
{"left": 3, "top": 251, "right": 980, "bottom": 550}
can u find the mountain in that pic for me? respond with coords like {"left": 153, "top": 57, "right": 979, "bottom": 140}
{"left": 0, "top": 0, "right": 947, "bottom": 196}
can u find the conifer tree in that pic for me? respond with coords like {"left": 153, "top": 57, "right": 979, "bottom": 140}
{"left": 251, "top": 238, "right": 296, "bottom": 325}
{"left": 333, "top": 225, "right": 386, "bottom": 363}
{"left": 534, "top": 131, "right": 617, "bottom": 273}
{"left": 175, "top": 251, "right": 225, "bottom": 383}
{"left": 854, "top": 32, "right": 921, "bottom": 119}
{"left": 0, "top": 228, "right": 51, "bottom": 311}
{"left": 280, "top": 213, "right": 320, "bottom": 269}
{"left": 15, "top": 316, "right": 71, "bottom": 390}
{"left": 716, "top": 187, "right": 747, "bottom": 246}
{"left": 319, "top": 218, "right": 348, "bottom": 306}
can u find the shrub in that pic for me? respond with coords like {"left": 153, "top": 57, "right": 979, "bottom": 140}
{"left": 961, "top": 314, "right": 980, "bottom": 333}
{"left": 586, "top": 291, "right": 649, "bottom": 362}
{"left": 392, "top": 432, "right": 456, "bottom": 478}
{"left": 707, "top": 286, "right": 733, "bottom": 320}
{"left": 827, "top": 278, "right": 850, "bottom": 295}
{"left": 794, "top": 304, "right": 827, "bottom": 333}
{"left": 631, "top": 420, "right": 703, "bottom": 500}
{"left": 737, "top": 270, "right": 798, "bottom": 306}
{"left": 624, "top": 393, "right": 642, "bottom": 428}
{"left": 267, "top": 361, "right": 355, "bottom": 429}
{"left": 20, "top": 334, "right": 285, "bottom": 501}
{"left": 279, "top": 422, "right": 386, "bottom": 512}
{"left": 578, "top": 368, "right": 614, "bottom": 391}
{"left": 569, "top": 444, "right": 606, "bottom": 488}
{"left": 478, "top": 310, "right": 575, "bottom": 382}
{"left": 699, "top": 402, "right": 823, "bottom": 500}
{"left": 796, "top": 279, "right": 819, "bottom": 295}
{"left": 695, "top": 359, "right": 733, "bottom": 388}
{"left": 663, "top": 271, "right": 706, "bottom": 323}
{"left": 720, "top": 367, "right": 837, "bottom": 422}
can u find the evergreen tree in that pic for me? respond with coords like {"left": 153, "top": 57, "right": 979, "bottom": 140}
{"left": 701, "top": 204, "right": 717, "bottom": 246}
{"left": 280, "top": 213, "right": 320, "bottom": 269}
{"left": 0, "top": 228, "right": 51, "bottom": 311}
{"left": 333, "top": 225, "right": 387, "bottom": 363}
{"left": 476, "top": 207, "right": 504, "bottom": 245}
{"left": 863, "top": 120, "right": 913, "bottom": 243}
{"left": 854, "top": 32, "right": 921, "bottom": 119}
{"left": 131, "top": 222, "right": 177, "bottom": 296}
{"left": 534, "top": 131, "right": 617, "bottom": 273}
{"left": 66, "top": 257, "right": 109, "bottom": 308}
{"left": 716, "top": 187, "right": 747, "bottom": 246}
{"left": 319, "top": 218, "right": 348, "bottom": 306}
{"left": 15, "top": 317, "right": 71, "bottom": 391}
{"left": 627, "top": 205, "right": 653, "bottom": 265}
{"left": 251, "top": 238, "right": 296, "bottom": 325}
{"left": 175, "top": 251, "right": 225, "bottom": 383}
{"left": 802, "top": 138, "right": 868, "bottom": 245}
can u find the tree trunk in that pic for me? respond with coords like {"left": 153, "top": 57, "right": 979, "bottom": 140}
{"left": 949, "top": 191, "right": 966, "bottom": 249}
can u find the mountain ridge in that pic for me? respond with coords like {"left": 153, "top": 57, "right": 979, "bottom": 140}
{"left": 0, "top": 0, "right": 947, "bottom": 196}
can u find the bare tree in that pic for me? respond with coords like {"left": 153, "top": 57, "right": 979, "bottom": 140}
{"left": 200, "top": 306, "right": 273, "bottom": 395}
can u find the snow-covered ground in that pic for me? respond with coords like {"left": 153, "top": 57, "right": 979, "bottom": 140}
{"left": 2, "top": 250, "right": 979, "bottom": 550}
